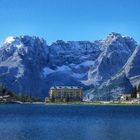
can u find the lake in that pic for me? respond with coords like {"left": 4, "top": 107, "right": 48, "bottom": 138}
{"left": 0, "top": 104, "right": 140, "bottom": 140}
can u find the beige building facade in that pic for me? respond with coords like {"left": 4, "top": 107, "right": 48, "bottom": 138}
{"left": 49, "top": 86, "right": 83, "bottom": 102}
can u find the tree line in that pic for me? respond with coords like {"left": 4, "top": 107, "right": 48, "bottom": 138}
{"left": 131, "top": 84, "right": 140, "bottom": 98}
{"left": 0, "top": 84, "right": 40, "bottom": 102}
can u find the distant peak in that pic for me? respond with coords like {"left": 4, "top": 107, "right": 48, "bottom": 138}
{"left": 3, "top": 36, "right": 16, "bottom": 45}
{"left": 20, "top": 35, "right": 47, "bottom": 45}
{"left": 104, "top": 32, "right": 123, "bottom": 44}
{"left": 109, "top": 32, "right": 121, "bottom": 36}
{"left": 107, "top": 32, "right": 122, "bottom": 39}
{"left": 56, "top": 40, "right": 66, "bottom": 44}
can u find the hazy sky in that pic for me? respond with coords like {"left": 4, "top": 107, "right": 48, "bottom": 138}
{"left": 0, "top": 0, "right": 140, "bottom": 45}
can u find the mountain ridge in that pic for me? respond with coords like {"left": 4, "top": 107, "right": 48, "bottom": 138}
{"left": 0, "top": 32, "right": 139, "bottom": 100}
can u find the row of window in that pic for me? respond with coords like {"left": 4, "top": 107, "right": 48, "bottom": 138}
{"left": 56, "top": 92, "right": 81, "bottom": 94}
{"left": 52, "top": 93, "right": 82, "bottom": 98}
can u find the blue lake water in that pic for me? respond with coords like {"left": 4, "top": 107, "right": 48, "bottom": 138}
{"left": 0, "top": 104, "right": 140, "bottom": 140}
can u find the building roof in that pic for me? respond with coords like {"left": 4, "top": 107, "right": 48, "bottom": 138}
{"left": 0, "top": 96, "right": 3, "bottom": 99}
{"left": 3, "top": 95, "right": 10, "bottom": 98}
{"left": 50, "top": 86, "right": 82, "bottom": 90}
{"left": 120, "top": 94, "right": 131, "bottom": 97}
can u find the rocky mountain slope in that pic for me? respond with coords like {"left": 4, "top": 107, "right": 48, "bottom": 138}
{"left": 0, "top": 33, "right": 139, "bottom": 100}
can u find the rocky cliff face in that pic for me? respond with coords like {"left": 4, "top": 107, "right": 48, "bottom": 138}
{"left": 84, "top": 33, "right": 137, "bottom": 85}
{"left": 0, "top": 33, "right": 139, "bottom": 100}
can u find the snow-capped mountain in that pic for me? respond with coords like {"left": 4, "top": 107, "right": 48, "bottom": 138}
{"left": 84, "top": 33, "right": 137, "bottom": 86}
{"left": 0, "top": 33, "right": 139, "bottom": 100}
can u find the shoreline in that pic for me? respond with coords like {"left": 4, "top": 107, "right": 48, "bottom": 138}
{"left": 44, "top": 101, "right": 140, "bottom": 106}
{"left": 1, "top": 101, "right": 140, "bottom": 106}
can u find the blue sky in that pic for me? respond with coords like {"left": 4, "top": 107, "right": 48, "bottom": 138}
{"left": 0, "top": 0, "right": 140, "bottom": 45}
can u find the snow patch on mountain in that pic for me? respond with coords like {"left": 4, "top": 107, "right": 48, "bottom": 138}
{"left": 57, "top": 65, "right": 71, "bottom": 72}
{"left": 43, "top": 67, "right": 55, "bottom": 76}
{"left": 3, "top": 36, "right": 15, "bottom": 45}
{"left": 80, "top": 60, "right": 95, "bottom": 67}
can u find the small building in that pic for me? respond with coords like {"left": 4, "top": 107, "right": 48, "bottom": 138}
{"left": 137, "top": 92, "right": 140, "bottom": 99}
{"left": 0, "top": 95, "right": 16, "bottom": 102}
{"left": 0, "top": 96, "right": 3, "bottom": 102}
{"left": 49, "top": 86, "right": 83, "bottom": 102}
{"left": 120, "top": 94, "right": 131, "bottom": 101}
{"left": 45, "top": 97, "right": 50, "bottom": 103}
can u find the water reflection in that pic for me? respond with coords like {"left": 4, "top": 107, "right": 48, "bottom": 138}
{"left": 0, "top": 105, "right": 140, "bottom": 140}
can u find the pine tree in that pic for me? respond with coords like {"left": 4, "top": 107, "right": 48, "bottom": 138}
{"left": 131, "top": 86, "right": 137, "bottom": 98}
{"left": 50, "top": 94, "right": 55, "bottom": 102}
{"left": 0, "top": 85, "right": 10, "bottom": 96}
{"left": 138, "top": 84, "right": 140, "bottom": 92}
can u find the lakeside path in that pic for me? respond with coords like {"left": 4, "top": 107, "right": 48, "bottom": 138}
{"left": 45, "top": 101, "right": 140, "bottom": 106}
{"left": 1, "top": 101, "right": 140, "bottom": 106}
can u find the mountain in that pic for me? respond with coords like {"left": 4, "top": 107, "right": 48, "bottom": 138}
{"left": 124, "top": 45, "right": 140, "bottom": 80}
{"left": 0, "top": 33, "right": 139, "bottom": 100}
{"left": 83, "top": 33, "right": 137, "bottom": 85}
{"left": 93, "top": 44, "right": 140, "bottom": 100}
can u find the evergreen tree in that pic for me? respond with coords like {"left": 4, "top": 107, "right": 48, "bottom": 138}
{"left": 0, "top": 85, "right": 40, "bottom": 102}
{"left": 138, "top": 84, "right": 140, "bottom": 92}
{"left": 50, "top": 94, "right": 55, "bottom": 102}
{"left": 0, "top": 85, "right": 6, "bottom": 96}
{"left": 65, "top": 95, "right": 69, "bottom": 102}
{"left": 131, "top": 86, "right": 137, "bottom": 98}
